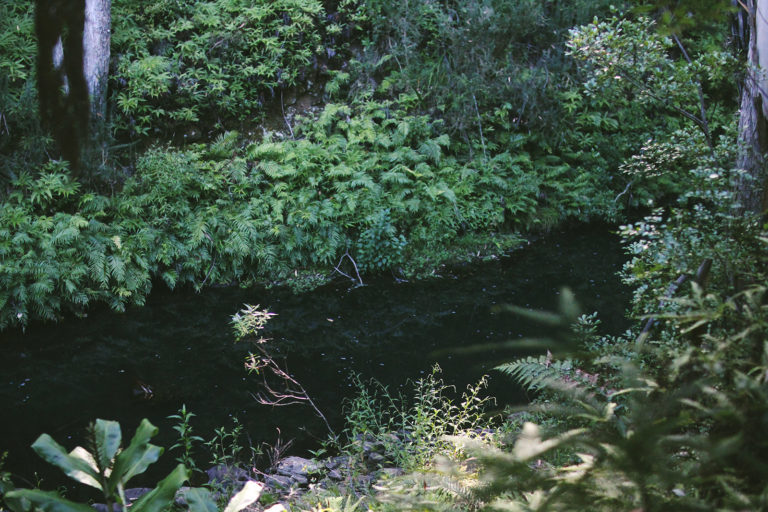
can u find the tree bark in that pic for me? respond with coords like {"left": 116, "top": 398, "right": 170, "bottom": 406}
{"left": 84, "top": 0, "right": 111, "bottom": 129}
{"left": 83, "top": 0, "right": 111, "bottom": 163}
{"left": 737, "top": 0, "right": 768, "bottom": 214}
{"left": 35, "top": 0, "right": 110, "bottom": 176}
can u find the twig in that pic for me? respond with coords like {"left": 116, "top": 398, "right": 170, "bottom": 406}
{"left": 610, "top": 61, "right": 713, "bottom": 150}
{"left": 247, "top": 348, "right": 335, "bottom": 436}
{"left": 333, "top": 250, "right": 364, "bottom": 286}
{"left": 672, "top": 34, "right": 716, "bottom": 160}
{"left": 614, "top": 180, "right": 634, "bottom": 203}
{"left": 280, "top": 90, "right": 295, "bottom": 139}
{"left": 472, "top": 93, "right": 487, "bottom": 161}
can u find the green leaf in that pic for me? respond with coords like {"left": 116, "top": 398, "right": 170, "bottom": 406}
{"left": 67, "top": 447, "right": 102, "bottom": 489}
{"left": 93, "top": 419, "right": 122, "bottom": 470}
{"left": 131, "top": 464, "right": 189, "bottom": 512}
{"left": 31, "top": 435, "right": 101, "bottom": 489}
{"left": 4, "top": 489, "right": 94, "bottom": 512}
{"left": 108, "top": 419, "right": 162, "bottom": 491}
{"left": 181, "top": 487, "right": 218, "bottom": 512}
{"left": 223, "top": 481, "right": 265, "bottom": 512}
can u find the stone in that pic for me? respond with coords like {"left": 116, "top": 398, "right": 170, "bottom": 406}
{"left": 207, "top": 464, "right": 251, "bottom": 486}
{"left": 174, "top": 486, "right": 192, "bottom": 507}
{"left": 366, "top": 452, "right": 386, "bottom": 465}
{"left": 275, "top": 456, "right": 321, "bottom": 478}
{"left": 123, "top": 488, "right": 152, "bottom": 502}
{"left": 264, "top": 505, "right": 288, "bottom": 512}
{"left": 328, "top": 469, "right": 343, "bottom": 481}
{"left": 290, "top": 473, "right": 309, "bottom": 486}
{"left": 265, "top": 474, "right": 292, "bottom": 490}
{"left": 378, "top": 467, "right": 405, "bottom": 479}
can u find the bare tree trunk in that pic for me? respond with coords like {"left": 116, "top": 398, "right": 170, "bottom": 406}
{"left": 84, "top": 0, "right": 110, "bottom": 126}
{"left": 737, "top": 0, "right": 768, "bottom": 214}
{"left": 83, "top": 0, "right": 111, "bottom": 170}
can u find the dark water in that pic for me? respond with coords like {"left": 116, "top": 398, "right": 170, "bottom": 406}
{"left": 0, "top": 224, "right": 631, "bottom": 483}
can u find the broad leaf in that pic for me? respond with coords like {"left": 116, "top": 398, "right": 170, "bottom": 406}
{"left": 180, "top": 487, "right": 218, "bottom": 512}
{"left": 5, "top": 489, "right": 94, "bottom": 512}
{"left": 512, "top": 422, "right": 586, "bottom": 461}
{"left": 67, "top": 447, "right": 102, "bottom": 489}
{"left": 93, "top": 419, "right": 122, "bottom": 470}
{"left": 223, "top": 481, "right": 265, "bottom": 512}
{"left": 108, "top": 419, "right": 162, "bottom": 491}
{"left": 31, "top": 435, "right": 100, "bottom": 488}
{"left": 131, "top": 464, "right": 189, "bottom": 512}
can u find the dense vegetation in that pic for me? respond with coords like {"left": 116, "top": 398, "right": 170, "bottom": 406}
{"left": 3, "top": 0, "right": 720, "bottom": 329}
{"left": 3, "top": 0, "right": 768, "bottom": 510}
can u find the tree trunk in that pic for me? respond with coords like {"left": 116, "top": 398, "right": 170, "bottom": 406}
{"left": 737, "top": 0, "right": 768, "bottom": 214}
{"left": 84, "top": 0, "right": 111, "bottom": 127}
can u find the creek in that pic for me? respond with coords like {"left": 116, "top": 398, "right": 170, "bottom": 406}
{"left": 0, "top": 224, "right": 631, "bottom": 483}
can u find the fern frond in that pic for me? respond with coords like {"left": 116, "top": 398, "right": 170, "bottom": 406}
{"left": 497, "top": 355, "right": 574, "bottom": 391}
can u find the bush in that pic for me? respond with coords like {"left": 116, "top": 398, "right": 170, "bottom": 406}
{"left": 111, "top": 0, "right": 346, "bottom": 138}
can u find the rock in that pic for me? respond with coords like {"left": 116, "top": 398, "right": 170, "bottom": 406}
{"left": 207, "top": 464, "right": 251, "bottom": 486}
{"left": 174, "top": 486, "right": 192, "bottom": 507}
{"left": 328, "top": 469, "right": 343, "bottom": 481}
{"left": 325, "top": 455, "right": 349, "bottom": 471}
{"left": 290, "top": 473, "right": 309, "bottom": 486}
{"left": 378, "top": 467, "right": 405, "bottom": 479}
{"left": 361, "top": 440, "right": 379, "bottom": 454}
{"left": 264, "top": 505, "right": 288, "bottom": 512}
{"left": 124, "top": 488, "right": 152, "bottom": 502}
{"left": 366, "top": 452, "right": 386, "bottom": 465}
{"left": 265, "top": 474, "right": 292, "bottom": 490}
{"left": 276, "top": 456, "right": 321, "bottom": 478}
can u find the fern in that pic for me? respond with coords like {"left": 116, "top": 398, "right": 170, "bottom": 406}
{"left": 496, "top": 355, "right": 575, "bottom": 391}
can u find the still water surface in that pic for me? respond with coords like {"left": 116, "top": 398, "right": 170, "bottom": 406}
{"left": 1, "top": 224, "right": 631, "bottom": 480}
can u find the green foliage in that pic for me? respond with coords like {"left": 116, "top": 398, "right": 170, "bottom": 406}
{"left": 354, "top": 209, "right": 406, "bottom": 273}
{"left": 341, "top": 365, "right": 493, "bottom": 470}
{"left": 563, "top": 13, "right": 738, "bottom": 206}
{"left": 0, "top": 161, "right": 152, "bottom": 329}
{"left": 0, "top": 90, "right": 629, "bottom": 328}
{"left": 497, "top": 355, "right": 576, "bottom": 392}
{"left": 0, "top": 0, "right": 739, "bottom": 332}
{"left": 206, "top": 418, "right": 247, "bottom": 468}
{"left": 0, "top": 1, "right": 49, "bottom": 183}
{"left": 347, "top": 0, "right": 621, "bottom": 138}
{"left": 167, "top": 405, "right": 205, "bottom": 475}
{"left": 405, "top": 133, "right": 768, "bottom": 509}
{"left": 111, "top": 0, "right": 335, "bottom": 137}
{"left": 0, "top": 419, "right": 264, "bottom": 512}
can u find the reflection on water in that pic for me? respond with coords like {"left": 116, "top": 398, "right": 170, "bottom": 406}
{"left": 0, "top": 224, "right": 631, "bottom": 481}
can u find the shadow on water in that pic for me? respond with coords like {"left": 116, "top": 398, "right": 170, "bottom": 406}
{"left": 0, "top": 223, "right": 631, "bottom": 485}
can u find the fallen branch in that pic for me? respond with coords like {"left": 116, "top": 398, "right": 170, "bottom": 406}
{"left": 636, "top": 258, "right": 712, "bottom": 347}
{"left": 333, "top": 250, "right": 364, "bottom": 286}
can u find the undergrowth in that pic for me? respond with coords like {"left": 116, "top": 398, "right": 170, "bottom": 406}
{"left": 340, "top": 364, "right": 494, "bottom": 471}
